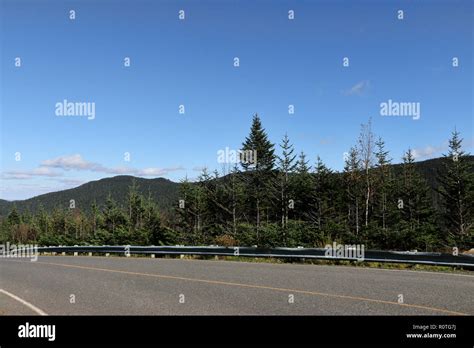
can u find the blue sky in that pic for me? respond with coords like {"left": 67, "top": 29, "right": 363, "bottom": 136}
{"left": 1, "top": 0, "right": 473, "bottom": 200}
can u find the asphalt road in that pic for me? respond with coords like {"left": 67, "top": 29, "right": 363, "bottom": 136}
{"left": 1, "top": 256, "right": 473, "bottom": 315}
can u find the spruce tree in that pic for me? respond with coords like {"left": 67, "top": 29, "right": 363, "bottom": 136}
{"left": 309, "top": 156, "right": 333, "bottom": 231}
{"left": 437, "top": 130, "right": 474, "bottom": 247}
{"left": 357, "top": 119, "right": 375, "bottom": 228}
{"left": 240, "top": 114, "right": 276, "bottom": 242}
{"left": 373, "top": 137, "right": 393, "bottom": 231}
{"left": 396, "top": 149, "right": 437, "bottom": 250}
{"left": 277, "top": 133, "right": 297, "bottom": 232}
{"left": 7, "top": 206, "right": 21, "bottom": 226}
{"left": 293, "top": 151, "right": 313, "bottom": 221}
{"left": 344, "top": 147, "right": 362, "bottom": 236}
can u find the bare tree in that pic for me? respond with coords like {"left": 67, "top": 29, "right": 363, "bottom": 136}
{"left": 358, "top": 118, "right": 375, "bottom": 227}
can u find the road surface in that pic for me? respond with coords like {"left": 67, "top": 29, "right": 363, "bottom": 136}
{"left": 1, "top": 256, "right": 473, "bottom": 315}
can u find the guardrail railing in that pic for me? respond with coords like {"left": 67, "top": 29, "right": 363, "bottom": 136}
{"left": 31, "top": 245, "right": 474, "bottom": 268}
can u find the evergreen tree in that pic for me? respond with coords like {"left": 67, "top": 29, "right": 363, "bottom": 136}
{"left": 90, "top": 200, "right": 100, "bottom": 237}
{"left": 373, "top": 137, "right": 393, "bottom": 231}
{"left": 277, "top": 133, "right": 297, "bottom": 234}
{"left": 357, "top": 119, "right": 375, "bottom": 228}
{"left": 102, "top": 195, "right": 127, "bottom": 239}
{"left": 7, "top": 206, "right": 21, "bottom": 226}
{"left": 240, "top": 114, "right": 276, "bottom": 242}
{"left": 437, "top": 130, "right": 474, "bottom": 247}
{"left": 293, "top": 151, "right": 313, "bottom": 221}
{"left": 396, "top": 149, "right": 437, "bottom": 250}
{"left": 225, "top": 164, "right": 244, "bottom": 237}
{"left": 344, "top": 147, "right": 362, "bottom": 236}
{"left": 309, "top": 156, "right": 333, "bottom": 231}
{"left": 127, "top": 180, "right": 145, "bottom": 230}
{"left": 176, "top": 177, "right": 200, "bottom": 243}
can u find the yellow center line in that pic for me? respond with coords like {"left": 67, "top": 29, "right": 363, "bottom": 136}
{"left": 11, "top": 259, "right": 469, "bottom": 315}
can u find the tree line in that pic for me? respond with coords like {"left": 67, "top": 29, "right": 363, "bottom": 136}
{"left": 1, "top": 114, "right": 473, "bottom": 251}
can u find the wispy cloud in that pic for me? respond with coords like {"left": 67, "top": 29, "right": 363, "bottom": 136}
{"left": 137, "top": 167, "right": 185, "bottom": 176}
{"left": 2, "top": 167, "right": 62, "bottom": 180}
{"left": 2, "top": 154, "right": 185, "bottom": 182}
{"left": 343, "top": 80, "right": 370, "bottom": 96}
{"left": 41, "top": 154, "right": 184, "bottom": 177}
{"left": 411, "top": 143, "right": 448, "bottom": 160}
{"left": 192, "top": 165, "right": 207, "bottom": 172}
{"left": 412, "top": 137, "right": 474, "bottom": 160}
{"left": 53, "top": 178, "right": 87, "bottom": 186}
{"left": 41, "top": 154, "right": 102, "bottom": 171}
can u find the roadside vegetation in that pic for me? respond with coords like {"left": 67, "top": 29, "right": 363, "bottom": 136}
{"left": 1, "top": 115, "right": 473, "bottom": 253}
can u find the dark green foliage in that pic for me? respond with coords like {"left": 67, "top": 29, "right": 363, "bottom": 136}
{"left": 436, "top": 130, "right": 474, "bottom": 248}
{"left": 0, "top": 176, "right": 179, "bottom": 216}
{"left": 292, "top": 152, "right": 313, "bottom": 221}
{"left": 240, "top": 113, "right": 277, "bottom": 242}
{"left": 0, "top": 117, "right": 472, "bottom": 252}
{"left": 277, "top": 133, "right": 297, "bottom": 237}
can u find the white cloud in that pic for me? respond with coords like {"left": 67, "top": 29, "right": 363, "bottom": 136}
{"left": 411, "top": 143, "right": 448, "bottom": 160}
{"left": 138, "top": 166, "right": 184, "bottom": 176}
{"left": 412, "top": 136, "right": 473, "bottom": 160}
{"left": 41, "top": 154, "right": 104, "bottom": 171}
{"left": 41, "top": 154, "right": 184, "bottom": 177}
{"left": 54, "top": 178, "right": 87, "bottom": 186}
{"left": 343, "top": 80, "right": 370, "bottom": 96}
{"left": 2, "top": 167, "right": 62, "bottom": 179}
{"left": 2, "top": 154, "right": 185, "bottom": 183}
{"left": 192, "top": 165, "right": 207, "bottom": 172}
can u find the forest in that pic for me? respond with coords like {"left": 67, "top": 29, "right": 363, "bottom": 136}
{"left": 1, "top": 115, "right": 473, "bottom": 252}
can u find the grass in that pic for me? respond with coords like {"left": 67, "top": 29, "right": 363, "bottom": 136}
{"left": 42, "top": 251, "right": 473, "bottom": 274}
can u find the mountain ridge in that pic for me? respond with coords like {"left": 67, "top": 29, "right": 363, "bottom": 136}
{"left": 1, "top": 155, "right": 473, "bottom": 217}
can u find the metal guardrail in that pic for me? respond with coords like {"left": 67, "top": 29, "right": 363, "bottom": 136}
{"left": 34, "top": 245, "right": 474, "bottom": 268}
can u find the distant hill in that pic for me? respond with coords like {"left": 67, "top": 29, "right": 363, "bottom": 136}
{"left": 0, "top": 176, "right": 180, "bottom": 216}
{"left": 1, "top": 156, "right": 472, "bottom": 217}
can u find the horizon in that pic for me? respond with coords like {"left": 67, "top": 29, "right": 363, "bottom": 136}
{"left": 1, "top": 0, "right": 473, "bottom": 200}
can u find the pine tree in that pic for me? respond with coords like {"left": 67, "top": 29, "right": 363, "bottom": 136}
{"left": 127, "top": 180, "right": 145, "bottom": 230}
{"left": 357, "top": 119, "right": 375, "bottom": 228}
{"left": 226, "top": 164, "right": 244, "bottom": 237}
{"left": 241, "top": 114, "right": 276, "bottom": 242}
{"left": 344, "top": 147, "right": 362, "bottom": 236}
{"left": 293, "top": 151, "right": 313, "bottom": 221}
{"left": 103, "top": 194, "right": 127, "bottom": 239}
{"left": 90, "top": 200, "right": 100, "bottom": 237}
{"left": 198, "top": 168, "right": 227, "bottom": 238}
{"left": 309, "top": 156, "right": 333, "bottom": 231}
{"left": 143, "top": 195, "right": 165, "bottom": 246}
{"left": 176, "top": 176, "right": 204, "bottom": 244}
{"left": 37, "top": 204, "right": 50, "bottom": 236}
{"left": 241, "top": 114, "right": 276, "bottom": 172}
{"left": 396, "top": 149, "right": 437, "bottom": 250}
{"left": 437, "top": 130, "right": 474, "bottom": 247}
{"left": 277, "top": 133, "right": 297, "bottom": 233}
{"left": 373, "top": 137, "right": 393, "bottom": 230}
{"left": 7, "top": 206, "right": 21, "bottom": 226}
